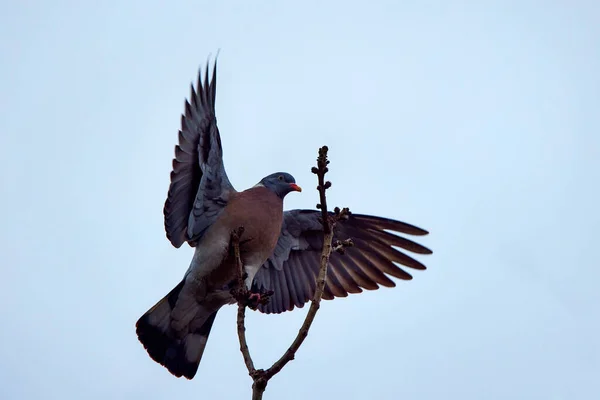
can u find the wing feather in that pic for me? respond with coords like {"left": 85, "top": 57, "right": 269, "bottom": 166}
{"left": 337, "top": 254, "right": 380, "bottom": 290}
{"left": 283, "top": 257, "right": 302, "bottom": 310}
{"left": 328, "top": 256, "right": 361, "bottom": 295}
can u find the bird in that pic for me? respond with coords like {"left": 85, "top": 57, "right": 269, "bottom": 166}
{"left": 135, "top": 60, "right": 432, "bottom": 380}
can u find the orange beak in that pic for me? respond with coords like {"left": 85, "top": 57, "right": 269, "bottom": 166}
{"left": 289, "top": 183, "right": 302, "bottom": 192}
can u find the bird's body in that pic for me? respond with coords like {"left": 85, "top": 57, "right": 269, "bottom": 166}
{"left": 136, "top": 59, "right": 432, "bottom": 380}
{"left": 187, "top": 186, "right": 285, "bottom": 287}
{"left": 137, "top": 185, "right": 290, "bottom": 379}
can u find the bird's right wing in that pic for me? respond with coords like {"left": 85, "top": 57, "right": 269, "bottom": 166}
{"left": 252, "top": 210, "right": 432, "bottom": 314}
{"left": 163, "top": 61, "right": 236, "bottom": 248}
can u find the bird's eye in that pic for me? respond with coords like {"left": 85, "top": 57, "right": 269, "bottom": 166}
{"left": 278, "top": 175, "right": 284, "bottom": 181}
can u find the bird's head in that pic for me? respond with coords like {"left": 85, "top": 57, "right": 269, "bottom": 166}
{"left": 259, "top": 172, "right": 302, "bottom": 199}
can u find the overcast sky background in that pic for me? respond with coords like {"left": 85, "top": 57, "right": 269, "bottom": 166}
{"left": 1, "top": 1, "right": 599, "bottom": 399}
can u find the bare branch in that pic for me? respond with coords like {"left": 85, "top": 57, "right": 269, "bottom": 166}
{"left": 263, "top": 146, "right": 345, "bottom": 380}
{"left": 233, "top": 145, "right": 350, "bottom": 399}
{"left": 230, "top": 227, "right": 257, "bottom": 375}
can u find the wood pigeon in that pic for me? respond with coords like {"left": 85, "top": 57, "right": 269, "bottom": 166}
{"left": 136, "top": 61, "right": 432, "bottom": 380}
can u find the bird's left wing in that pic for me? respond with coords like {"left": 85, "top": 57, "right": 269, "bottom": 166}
{"left": 252, "top": 210, "right": 432, "bottom": 314}
{"left": 163, "top": 61, "right": 236, "bottom": 248}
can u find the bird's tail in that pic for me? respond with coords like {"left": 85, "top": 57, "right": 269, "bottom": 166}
{"left": 135, "top": 280, "right": 218, "bottom": 379}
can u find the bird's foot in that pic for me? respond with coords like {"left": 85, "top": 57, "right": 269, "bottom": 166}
{"left": 245, "top": 288, "right": 275, "bottom": 310}
{"left": 231, "top": 284, "right": 274, "bottom": 309}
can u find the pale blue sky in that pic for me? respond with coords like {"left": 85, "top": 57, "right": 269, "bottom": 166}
{"left": 1, "top": 1, "right": 599, "bottom": 399}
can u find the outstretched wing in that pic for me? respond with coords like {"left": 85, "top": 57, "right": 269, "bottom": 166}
{"left": 252, "top": 210, "right": 432, "bottom": 314}
{"left": 163, "top": 61, "right": 236, "bottom": 248}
